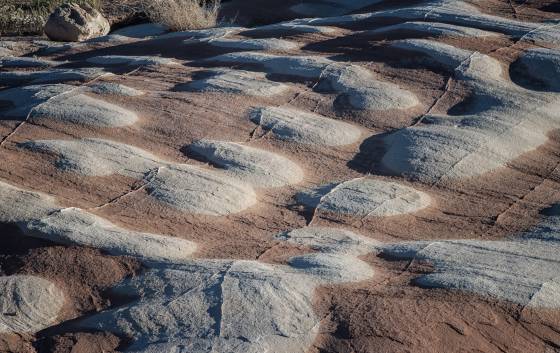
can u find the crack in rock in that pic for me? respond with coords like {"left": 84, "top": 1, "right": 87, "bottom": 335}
{"left": 206, "top": 52, "right": 419, "bottom": 111}
{"left": 381, "top": 39, "right": 560, "bottom": 184}
{"left": 20, "top": 138, "right": 257, "bottom": 215}
{"left": 0, "top": 180, "right": 196, "bottom": 264}
{"left": 382, "top": 206, "right": 560, "bottom": 308}
{"left": 75, "top": 227, "right": 376, "bottom": 352}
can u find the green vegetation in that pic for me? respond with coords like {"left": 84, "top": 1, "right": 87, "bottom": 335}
{"left": 0, "top": 0, "right": 102, "bottom": 36}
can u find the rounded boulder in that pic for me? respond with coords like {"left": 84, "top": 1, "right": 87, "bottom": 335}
{"left": 44, "top": 3, "right": 110, "bottom": 42}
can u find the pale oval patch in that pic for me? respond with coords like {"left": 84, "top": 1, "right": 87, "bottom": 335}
{"left": 86, "top": 55, "right": 179, "bottom": 67}
{"left": 147, "top": 165, "right": 257, "bottom": 216}
{"left": 0, "top": 275, "right": 64, "bottom": 334}
{"left": 179, "top": 69, "right": 290, "bottom": 97}
{"left": 31, "top": 94, "right": 139, "bottom": 127}
{"left": 205, "top": 38, "right": 298, "bottom": 51}
{"left": 298, "top": 178, "right": 431, "bottom": 216}
{"left": 188, "top": 139, "right": 304, "bottom": 187}
{"left": 250, "top": 106, "right": 362, "bottom": 146}
{"left": 24, "top": 208, "right": 198, "bottom": 264}
{"left": 0, "top": 56, "right": 59, "bottom": 68}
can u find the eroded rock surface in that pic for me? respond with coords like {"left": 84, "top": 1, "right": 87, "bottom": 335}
{"left": 250, "top": 106, "right": 362, "bottom": 146}
{"left": 2, "top": 0, "right": 560, "bottom": 351}
{"left": 0, "top": 275, "right": 64, "bottom": 334}
{"left": 250, "top": 107, "right": 362, "bottom": 146}
{"left": 77, "top": 227, "right": 375, "bottom": 352}
{"left": 188, "top": 139, "right": 304, "bottom": 187}
{"left": 0, "top": 181, "right": 196, "bottom": 263}
{"left": 382, "top": 206, "right": 560, "bottom": 308}
{"left": 147, "top": 165, "right": 258, "bottom": 215}
{"left": 180, "top": 69, "right": 290, "bottom": 97}
{"left": 381, "top": 39, "right": 560, "bottom": 183}
{"left": 208, "top": 52, "right": 419, "bottom": 111}
{"left": 202, "top": 38, "right": 298, "bottom": 51}
{"left": 0, "top": 56, "right": 59, "bottom": 68}
{"left": 31, "top": 94, "right": 138, "bottom": 127}
{"left": 21, "top": 139, "right": 257, "bottom": 215}
{"left": 299, "top": 178, "right": 431, "bottom": 217}
{"left": 86, "top": 55, "right": 179, "bottom": 67}
{"left": 0, "top": 68, "right": 109, "bottom": 86}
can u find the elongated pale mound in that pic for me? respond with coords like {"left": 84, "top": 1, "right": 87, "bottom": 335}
{"left": 241, "top": 21, "right": 336, "bottom": 36}
{"left": 0, "top": 275, "right": 64, "bottom": 334}
{"left": 23, "top": 208, "right": 198, "bottom": 264}
{"left": 0, "top": 84, "right": 75, "bottom": 118}
{"left": 250, "top": 106, "right": 362, "bottom": 146}
{"left": 0, "top": 181, "right": 197, "bottom": 264}
{"left": 382, "top": 209, "right": 560, "bottom": 308}
{"left": 188, "top": 139, "right": 304, "bottom": 187}
{"left": 180, "top": 69, "right": 290, "bottom": 97}
{"left": 148, "top": 165, "right": 257, "bottom": 215}
{"left": 298, "top": 178, "right": 430, "bottom": 216}
{"left": 21, "top": 138, "right": 161, "bottom": 178}
{"left": 31, "top": 94, "right": 139, "bottom": 127}
{"left": 204, "top": 38, "right": 298, "bottom": 51}
{"left": 381, "top": 40, "right": 560, "bottom": 183}
{"left": 86, "top": 55, "right": 178, "bottom": 66}
{"left": 208, "top": 52, "right": 418, "bottom": 111}
{"left": 0, "top": 180, "right": 58, "bottom": 223}
{"left": 0, "top": 56, "right": 59, "bottom": 68}
{"left": 0, "top": 68, "right": 109, "bottom": 85}
{"left": 366, "top": 21, "right": 498, "bottom": 38}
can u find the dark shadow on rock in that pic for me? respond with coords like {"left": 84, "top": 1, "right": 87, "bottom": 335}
{"left": 0, "top": 223, "right": 53, "bottom": 257}
{"left": 306, "top": 40, "right": 456, "bottom": 78}
{"left": 540, "top": 2, "right": 560, "bottom": 13}
{"left": 0, "top": 223, "right": 57, "bottom": 275}
{"left": 0, "top": 101, "right": 22, "bottom": 122}
{"left": 57, "top": 36, "right": 273, "bottom": 66}
{"left": 540, "top": 203, "right": 560, "bottom": 217}
{"left": 346, "top": 130, "right": 395, "bottom": 176}
{"left": 509, "top": 56, "right": 552, "bottom": 92}
{"left": 302, "top": 26, "right": 460, "bottom": 58}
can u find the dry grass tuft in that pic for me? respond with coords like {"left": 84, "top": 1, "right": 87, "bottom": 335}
{"left": 141, "top": 0, "right": 220, "bottom": 31}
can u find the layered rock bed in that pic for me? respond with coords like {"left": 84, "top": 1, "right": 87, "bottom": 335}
{"left": 1, "top": 0, "right": 560, "bottom": 352}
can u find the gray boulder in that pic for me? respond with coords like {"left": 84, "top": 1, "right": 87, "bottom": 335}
{"left": 44, "top": 3, "right": 110, "bottom": 42}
